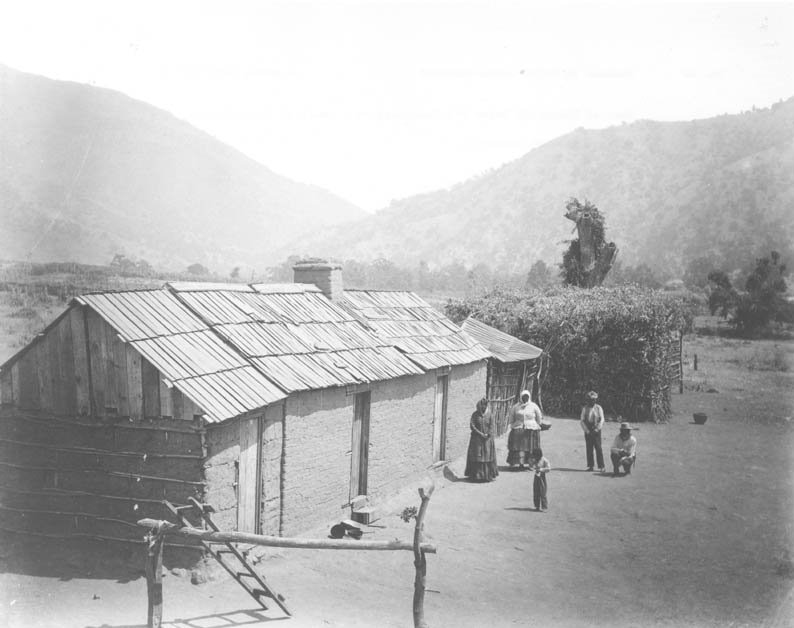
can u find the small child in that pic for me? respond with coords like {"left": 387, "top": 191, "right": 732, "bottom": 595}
{"left": 529, "top": 448, "right": 551, "bottom": 512}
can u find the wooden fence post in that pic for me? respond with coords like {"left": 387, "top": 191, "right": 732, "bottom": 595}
{"left": 146, "top": 522, "right": 166, "bottom": 628}
{"left": 679, "top": 332, "right": 684, "bottom": 394}
{"left": 413, "top": 482, "right": 435, "bottom": 628}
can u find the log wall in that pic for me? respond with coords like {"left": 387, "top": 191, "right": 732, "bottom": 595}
{"left": 0, "top": 409, "right": 206, "bottom": 554}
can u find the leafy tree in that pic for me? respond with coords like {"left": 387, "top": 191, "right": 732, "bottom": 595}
{"left": 561, "top": 198, "right": 618, "bottom": 287}
{"left": 109, "top": 254, "right": 136, "bottom": 275}
{"left": 110, "top": 254, "right": 153, "bottom": 277}
{"left": 525, "top": 260, "right": 553, "bottom": 290}
{"left": 187, "top": 263, "right": 210, "bottom": 276}
{"left": 341, "top": 259, "right": 372, "bottom": 288}
{"left": 438, "top": 261, "right": 468, "bottom": 293}
{"left": 707, "top": 270, "right": 738, "bottom": 317}
{"left": 617, "top": 263, "right": 662, "bottom": 289}
{"left": 230, "top": 266, "right": 240, "bottom": 279}
{"left": 267, "top": 255, "right": 302, "bottom": 282}
{"left": 707, "top": 252, "right": 790, "bottom": 334}
{"left": 135, "top": 259, "right": 154, "bottom": 277}
{"left": 417, "top": 261, "right": 433, "bottom": 292}
{"left": 684, "top": 255, "right": 722, "bottom": 289}
{"left": 733, "top": 251, "right": 789, "bottom": 333}
{"left": 467, "top": 263, "right": 493, "bottom": 294}
{"left": 369, "top": 258, "right": 412, "bottom": 290}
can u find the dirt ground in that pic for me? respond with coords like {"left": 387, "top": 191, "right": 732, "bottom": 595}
{"left": 1, "top": 333, "right": 793, "bottom": 628}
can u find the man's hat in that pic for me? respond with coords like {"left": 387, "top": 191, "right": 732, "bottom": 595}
{"left": 619, "top": 422, "right": 632, "bottom": 431}
{"left": 586, "top": 391, "right": 598, "bottom": 400}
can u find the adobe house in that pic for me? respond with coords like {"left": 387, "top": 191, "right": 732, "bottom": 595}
{"left": 460, "top": 317, "right": 544, "bottom": 436}
{"left": 0, "top": 262, "right": 489, "bottom": 559}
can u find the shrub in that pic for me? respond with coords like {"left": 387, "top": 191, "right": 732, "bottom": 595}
{"left": 707, "top": 251, "right": 790, "bottom": 336}
{"left": 446, "top": 286, "right": 696, "bottom": 422}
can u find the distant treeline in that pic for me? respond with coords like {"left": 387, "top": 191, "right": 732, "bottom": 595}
{"left": 2, "top": 247, "right": 789, "bottom": 301}
{"left": 264, "top": 255, "right": 694, "bottom": 294}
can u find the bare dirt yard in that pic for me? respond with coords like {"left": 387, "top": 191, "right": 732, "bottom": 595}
{"left": 1, "top": 331, "right": 793, "bottom": 628}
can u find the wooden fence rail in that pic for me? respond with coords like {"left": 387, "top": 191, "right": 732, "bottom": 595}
{"left": 136, "top": 518, "right": 437, "bottom": 553}
{"left": 137, "top": 484, "right": 435, "bottom": 628}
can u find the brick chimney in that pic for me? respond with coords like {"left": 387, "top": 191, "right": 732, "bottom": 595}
{"left": 292, "top": 259, "right": 343, "bottom": 301}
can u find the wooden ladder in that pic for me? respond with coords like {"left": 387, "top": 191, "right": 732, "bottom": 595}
{"left": 165, "top": 497, "right": 291, "bottom": 617}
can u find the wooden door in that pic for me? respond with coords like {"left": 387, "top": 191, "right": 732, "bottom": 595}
{"left": 259, "top": 402, "right": 284, "bottom": 535}
{"left": 432, "top": 375, "right": 449, "bottom": 463}
{"left": 238, "top": 414, "right": 262, "bottom": 533}
{"left": 349, "top": 392, "right": 371, "bottom": 500}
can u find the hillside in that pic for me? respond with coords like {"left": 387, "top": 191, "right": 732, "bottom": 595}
{"left": 0, "top": 65, "right": 365, "bottom": 271}
{"left": 289, "top": 99, "right": 794, "bottom": 277}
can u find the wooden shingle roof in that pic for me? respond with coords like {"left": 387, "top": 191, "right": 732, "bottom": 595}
{"left": 2, "top": 281, "right": 490, "bottom": 423}
{"left": 76, "top": 291, "right": 286, "bottom": 423}
{"left": 461, "top": 317, "right": 542, "bottom": 363}
{"left": 341, "top": 290, "right": 491, "bottom": 369}
{"left": 166, "top": 283, "right": 424, "bottom": 393}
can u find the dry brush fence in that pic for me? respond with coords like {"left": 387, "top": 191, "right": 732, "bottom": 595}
{"left": 447, "top": 286, "right": 696, "bottom": 422}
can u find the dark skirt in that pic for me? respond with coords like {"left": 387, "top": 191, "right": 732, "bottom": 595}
{"left": 465, "top": 433, "right": 499, "bottom": 481}
{"left": 507, "top": 428, "right": 540, "bottom": 466}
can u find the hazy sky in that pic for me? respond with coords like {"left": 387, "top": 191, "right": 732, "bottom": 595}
{"left": 1, "top": 1, "right": 792, "bottom": 211}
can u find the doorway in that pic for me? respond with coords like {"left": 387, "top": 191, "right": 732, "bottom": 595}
{"left": 349, "top": 391, "right": 371, "bottom": 500}
{"left": 237, "top": 413, "right": 262, "bottom": 533}
{"left": 432, "top": 375, "right": 449, "bottom": 463}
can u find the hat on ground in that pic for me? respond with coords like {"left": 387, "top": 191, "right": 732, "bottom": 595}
{"left": 586, "top": 391, "right": 598, "bottom": 400}
{"left": 619, "top": 422, "right": 632, "bottom": 431}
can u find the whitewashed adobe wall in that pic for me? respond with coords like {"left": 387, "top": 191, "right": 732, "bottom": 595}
{"left": 445, "top": 361, "right": 488, "bottom": 461}
{"left": 280, "top": 386, "right": 353, "bottom": 535}
{"left": 367, "top": 372, "right": 436, "bottom": 503}
{"left": 279, "top": 362, "right": 487, "bottom": 536}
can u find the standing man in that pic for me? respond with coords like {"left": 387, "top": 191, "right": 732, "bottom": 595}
{"left": 580, "top": 390, "right": 605, "bottom": 472}
{"left": 610, "top": 422, "right": 637, "bottom": 477}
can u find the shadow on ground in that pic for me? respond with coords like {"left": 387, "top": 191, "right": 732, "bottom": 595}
{"left": 0, "top": 533, "right": 197, "bottom": 582}
{"left": 88, "top": 608, "right": 288, "bottom": 628}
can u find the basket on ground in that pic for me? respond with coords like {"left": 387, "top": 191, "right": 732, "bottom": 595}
{"left": 693, "top": 412, "right": 708, "bottom": 425}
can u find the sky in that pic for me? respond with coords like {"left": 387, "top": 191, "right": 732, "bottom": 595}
{"left": 1, "top": 1, "right": 792, "bottom": 211}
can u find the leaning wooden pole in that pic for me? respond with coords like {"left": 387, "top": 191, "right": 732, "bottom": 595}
{"left": 136, "top": 520, "right": 437, "bottom": 553}
{"left": 145, "top": 522, "right": 166, "bottom": 628}
{"left": 412, "top": 482, "right": 435, "bottom": 628}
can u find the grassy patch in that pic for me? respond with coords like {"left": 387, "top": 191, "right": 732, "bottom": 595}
{"left": 745, "top": 345, "right": 791, "bottom": 372}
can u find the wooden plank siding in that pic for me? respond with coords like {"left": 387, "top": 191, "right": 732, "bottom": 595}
{"left": 106, "top": 323, "right": 129, "bottom": 417}
{"left": 11, "top": 363, "right": 20, "bottom": 407}
{"left": 17, "top": 340, "right": 40, "bottom": 411}
{"left": 86, "top": 308, "right": 108, "bottom": 417}
{"left": 159, "top": 376, "right": 173, "bottom": 418}
{"left": 1, "top": 369, "right": 13, "bottom": 405}
{"left": 56, "top": 312, "right": 77, "bottom": 414}
{"left": 46, "top": 322, "right": 64, "bottom": 412}
{"left": 126, "top": 346, "right": 143, "bottom": 421}
{"left": 142, "top": 357, "right": 160, "bottom": 418}
{"left": 34, "top": 340, "right": 52, "bottom": 412}
{"left": 3, "top": 305, "right": 206, "bottom": 423}
{"left": 69, "top": 306, "right": 92, "bottom": 415}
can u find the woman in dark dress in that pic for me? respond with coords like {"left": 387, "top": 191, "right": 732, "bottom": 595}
{"left": 465, "top": 398, "right": 499, "bottom": 482}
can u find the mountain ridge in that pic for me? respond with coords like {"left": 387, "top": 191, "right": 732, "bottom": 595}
{"left": 284, "top": 98, "right": 794, "bottom": 277}
{"left": 0, "top": 65, "right": 366, "bottom": 271}
{"left": 2, "top": 64, "right": 792, "bottom": 279}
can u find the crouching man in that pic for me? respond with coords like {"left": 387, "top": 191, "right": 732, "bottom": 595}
{"left": 610, "top": 422, "right": 637, "bottom": 477}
